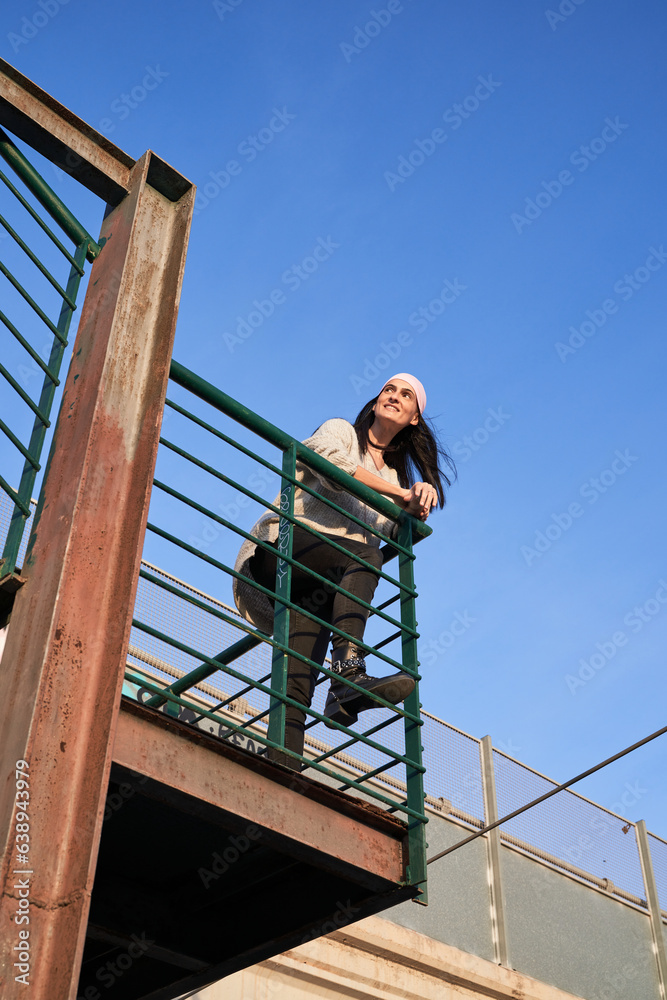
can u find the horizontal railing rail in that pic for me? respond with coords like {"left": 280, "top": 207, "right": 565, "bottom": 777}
{"left": 169, "top": 360, "right": 432, "bottom": 542}
{"left": 0, "top": 127, "right": 101, "bottom": 261}
{"left": 127, "top": 360, "right": 430, "bottom": 891}
{"left": 0, "top": 126, "right": 101, "bottom": 578}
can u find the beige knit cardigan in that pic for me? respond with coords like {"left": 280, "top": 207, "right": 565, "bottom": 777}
{"left": 232, "top": 418, "right": 401, "bottom": 635}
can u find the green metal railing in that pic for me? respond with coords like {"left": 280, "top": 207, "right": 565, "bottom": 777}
{"left": 126, "top": 359, "right": 431, "bottom": 892}
{"left": 0, "top": 126, "right": 101, "bottom": 579}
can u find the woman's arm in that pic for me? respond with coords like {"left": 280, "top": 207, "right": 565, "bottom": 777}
{"left": 353, "top": 465, "right": 409, "bottom": 503}
{"left": 302, "top": 420, "right": 435, "bottom": 519}
{"left": 353, "top": 466, "right": 436, "bottom": 520}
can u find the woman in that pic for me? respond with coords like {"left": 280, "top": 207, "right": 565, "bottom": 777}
{"left": 233, "top": 373, "right": 454, "bottom": 769}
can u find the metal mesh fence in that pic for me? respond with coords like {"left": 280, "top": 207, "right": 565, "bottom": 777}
{"left": 126, "top": 555, "right": 667, "bottom": 915}
{"left": 0, "top": 490, "right": 34, "bottom": 569}
{"left": 648, "top": 832, "right": 667, "bottom": 916}
{"left": 421, "top": 710, "right": 484, "bottom": 826}
{"left": 493, "top": 748, "right": 647, "bottom": 905}
{"left": 2, "top": 503, "right": 665, "bottom": 917}
{"left": 130, "top": 559, "right": 409, "bottom": 786}
{"left": 131, "top": 562, "right": 270, "bottom": 714}
{"left": 127, "top": 559, "right": 667, "bottom": 913}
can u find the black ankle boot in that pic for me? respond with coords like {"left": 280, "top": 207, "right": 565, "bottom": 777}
{"left": 323, "top": 643, "right": 415, "bottom": 729}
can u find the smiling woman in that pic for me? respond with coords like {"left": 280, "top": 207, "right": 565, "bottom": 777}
{"left": 233, "top": 373, "right": 455, "bottom": 769}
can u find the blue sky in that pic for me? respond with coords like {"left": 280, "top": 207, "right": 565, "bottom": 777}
{"left": 2, "top": 0, "right": 667, "bottom": 838}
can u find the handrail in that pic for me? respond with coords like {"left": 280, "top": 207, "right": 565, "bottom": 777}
{"left": 0, "top": 126, "right": 101, "bottom": 261}
{"left": 169, "top": 359, "right": 433, "bottom": 541}
{"left": 126, "top": 360, "right": 430, "bottom": 890}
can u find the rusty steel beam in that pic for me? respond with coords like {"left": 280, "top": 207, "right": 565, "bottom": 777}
{"left": 113, "top": 701, "right": 406, "bottom": 887}
{"left": 0, "top": 59, "right": 192, "bottom": 205}
{"left": 0, "top": 58, "right": 132, "bottom": 203}
{"left": 0, "top": 151, "right": 194, "bottom": 1000}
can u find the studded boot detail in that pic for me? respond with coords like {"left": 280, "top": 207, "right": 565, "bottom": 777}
{"left": 323, "top": 643, "right": 416, "bottom": 729}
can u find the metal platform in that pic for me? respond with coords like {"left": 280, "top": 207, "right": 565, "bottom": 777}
{"left": 77, "top": 699, "right": 418, "bottom": 1000}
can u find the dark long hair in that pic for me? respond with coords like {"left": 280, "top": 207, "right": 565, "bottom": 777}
{"left": 354, "top": 397, "right": 456, "bottom": 507}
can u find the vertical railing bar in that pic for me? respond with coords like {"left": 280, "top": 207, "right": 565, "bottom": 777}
{"left": 335, "top": 757, "right": 400, "bottom": 790}
{"left": 187, "top": 671, "right": 273, "bottom": 724}
{"left": 266, "top": 443, "right": 296, "bottom": 752}
{"left": 0, "top": 363, "right": 51, "bottom": 423}
{"left": 150, "top": 476, "right": 415, "bottom": 632}
{"left": 0, "top": 420, "right": 41, "bottom": 468}
{"left": 157, "top": 432, "right": 411, "bottom": 565}
{"left": 0, "top": 309, "right": 60, "bottom": 381}
{"left": 0, "top": 167, "right": 85, "bottom": 271}
{"left": 124, "top": 669, "right": 423, "bottom": 820}
{"left": 143, "top": 519, "right": 413, "bottom": 678}
{"left": 0, "top": 127, "right": 101, "bottom": 260}
{"left": 636, "top": 820, "right": 667, "bottom": 1000}
{"left": 0, "top": 213, "right": 78, "bottom": 307}
{"left": 397, "top": 516, "right": 428, "bottom": 901}
{"left": 168, "top": 360, "right": 431, "bottom": 545}
{"left": 307, "top": 714, "right": 399, "bottom": 764}
{"left": 1, "top": 242, "right": 87, "bottom": 577}
{"left": 0, "top": 261, "right": 68, "bottom": 342}
{"left": 480, "top": 735, "right": 510, "bottom": 968}
{"left": 0, "top": 476, "right": 31, "bottom": 516}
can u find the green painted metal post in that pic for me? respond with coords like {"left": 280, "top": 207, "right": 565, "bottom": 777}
{"left": 0, "top": 127, "right": 101, "bottom": 260}
{"left": 145, "top": 633, "right": 262, "bottom": 709}
{"left": 267, "top": 443, "right": 296, "bottom": 751}
{"left": 0, "top": 149, "right": 195, "bottom": 1000}
{"left": 397, "top": 517, "right": 428, "bottom": 899}
{"left": 1, "top": 243, "right": 88, "bottom": 578}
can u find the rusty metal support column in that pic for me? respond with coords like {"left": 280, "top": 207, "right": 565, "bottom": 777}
{"left": 0, "top": 151, "right": 194, "bottom": 999}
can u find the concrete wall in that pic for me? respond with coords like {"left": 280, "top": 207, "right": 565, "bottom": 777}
{"left": 209, "top": 914, "right": 586, "bottom": 1000}
{"left": 196, "top": 806, "right": 664, "bottom": 1000}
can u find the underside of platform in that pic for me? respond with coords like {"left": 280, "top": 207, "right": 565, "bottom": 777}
{"left": 77, "top": 700, "right": 418, "bottom": 1000}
